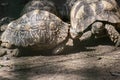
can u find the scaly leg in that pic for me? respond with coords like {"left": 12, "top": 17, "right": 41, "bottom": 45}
{"left": 105, "top": 24, "right": 120, "bottom": 46}
{"left": 79, "top": 30, "right": 93, "bottom": 41}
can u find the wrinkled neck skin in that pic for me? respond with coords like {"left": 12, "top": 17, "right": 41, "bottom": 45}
{"left": 69, "top": 26, "right": 84, "bottom": 40}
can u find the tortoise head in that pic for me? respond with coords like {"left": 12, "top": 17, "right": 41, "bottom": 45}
{"left": 70, "top": 25, "right": 84, "bottom": 39}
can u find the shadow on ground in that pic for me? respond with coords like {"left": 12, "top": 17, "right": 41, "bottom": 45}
{"left": 0, "top": 36, "right": 119, "bottom": 80}
{"left": 0, "top": 52, "right": 120, "bottom": 80}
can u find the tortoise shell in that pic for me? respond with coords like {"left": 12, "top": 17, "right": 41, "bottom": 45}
{"left": 1, "top": 10, "right": 70, "bottom": 50}
{"left": 21, "top": 0, "right": 58, "bottom": 15}
{"left": 70, "top": 0, "right": 120, "bottom": 38}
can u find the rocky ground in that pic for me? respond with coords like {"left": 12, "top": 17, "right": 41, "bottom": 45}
{"left": 0, "top": 38, "right": 120, "bottom": 80}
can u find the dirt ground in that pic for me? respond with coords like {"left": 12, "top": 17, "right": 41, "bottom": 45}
{"left": 0, "top": 38, "right": 120, "bottom": 80}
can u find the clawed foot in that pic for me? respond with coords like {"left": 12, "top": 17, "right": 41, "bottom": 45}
{"left": 0, "top": 47, "right": 20, "bottom": 59}
{"left": 115, "top": 37, "right": 120, "bottom": 47}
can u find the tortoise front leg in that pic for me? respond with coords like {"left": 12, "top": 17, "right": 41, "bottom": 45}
{"left": 79, "top": 21, "right": 105, "bottom": 41}
{"left": 105, "top": 24, "right": 120, "bottom": 46}
{"left": 79, "top": 30, "right": 93, "bottom": 41}
{"left": 71, "top": 30, "right": 93, "bottom": 48}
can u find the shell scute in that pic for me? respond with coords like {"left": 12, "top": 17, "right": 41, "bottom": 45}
{"left": 1, "top": 10, "right": 70, "bottom": 50}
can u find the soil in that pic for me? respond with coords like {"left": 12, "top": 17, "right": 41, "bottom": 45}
{"left": 0, "top": 38, "right": 120, "bottom": 80}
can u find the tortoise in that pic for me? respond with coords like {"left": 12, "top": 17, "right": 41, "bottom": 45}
{"left": 0, "top": 10, "right": 70, "bottom": 55}
{"left": 21, "top": 0, "right": 58, "bottom": 15}
{"left": 0, "top": 0, "right": 58, "bottom": 39}
{"left": 70, "top": 0, "right": 120, "bottom": 46}
{"left": 0, "top": 0, "right": 69, "bottom": 56}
